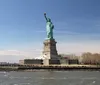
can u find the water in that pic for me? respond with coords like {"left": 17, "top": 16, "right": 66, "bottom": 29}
{"left": 0, "top": 71, "right": 100, "bottom": 85}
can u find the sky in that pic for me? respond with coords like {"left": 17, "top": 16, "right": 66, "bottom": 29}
{"left": 0, "top": 0, "right": 100, "bottom": 63}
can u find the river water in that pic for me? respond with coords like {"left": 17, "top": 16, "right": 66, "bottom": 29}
{"left": 0, "top": 71, "right": 100, "bottom": 85}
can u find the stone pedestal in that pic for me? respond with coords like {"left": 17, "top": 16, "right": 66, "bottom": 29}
{"left": 42, "top": 39, "right": 60, "bottom": 65}
{"left": 43, "top": 59, "right": 49, "bottom": 66}
{"left": 43, "top": 39, "right": 58, "bottom": 59}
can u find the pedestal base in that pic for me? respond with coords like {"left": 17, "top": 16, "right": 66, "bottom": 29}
{"left": 43, "top": 59, "right": 60, "bottom": 65}
{"left": 42, "top": 39, "right": 59, "bottom": 65}
{"left": 42, "top": 39, "right": 58, "bottom": 59}
{"left": 43, "top": 59, "right": 49, "bottom": 65}
{"left": 49, "top": 59, "right": 60, "bottom": 65}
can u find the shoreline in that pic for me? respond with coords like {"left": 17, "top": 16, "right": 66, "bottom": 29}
{"left": 0, "top": 65, "right": 100, "bottom": 71}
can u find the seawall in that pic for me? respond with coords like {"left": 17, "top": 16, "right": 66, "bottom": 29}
{"left": 0, "top": 65, "right": 100, "bottom": 71}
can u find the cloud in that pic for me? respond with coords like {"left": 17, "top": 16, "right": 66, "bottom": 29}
{"left": 0, "top": 41, "right": 100, "bottom": 63}
{"left": 54, "top": 30, "right": 80, "bottom": 35}
{"left": 57, "top": 42, "right": 100, "bottom": 55}
{"left": 0, "top": 49, "right": 43, "bottom": 63}
{"left": 0, "top": 49, "right": 41, "bottom": 57}
{"left": 0, "top": 55, "right": 25, "bottom": 63}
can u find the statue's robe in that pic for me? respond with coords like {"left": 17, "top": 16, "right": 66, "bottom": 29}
{"left": 46, "top": 21, "right": 54, "bottom": 39}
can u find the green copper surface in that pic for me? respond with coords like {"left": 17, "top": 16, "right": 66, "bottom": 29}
{"left": 44, "top": 13, "right": 54, "bottom": 39}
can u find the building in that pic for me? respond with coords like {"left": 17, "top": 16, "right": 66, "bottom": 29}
{"left": 59, "top": 54, "right": 79, "bottom": 64}
{"left": 19, "top": 59, "right": 43, "bottom": 65}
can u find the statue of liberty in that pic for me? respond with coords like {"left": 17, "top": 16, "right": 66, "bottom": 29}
{"left": 44, "top": 13, "right": 54, "bottom": 39}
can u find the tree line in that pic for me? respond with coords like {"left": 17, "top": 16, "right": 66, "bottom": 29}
{"left": 59, "top": 52, "right": 100, "bottom": 65}
{"left": 80, "top": 52, "right": 100, "bottom": 65}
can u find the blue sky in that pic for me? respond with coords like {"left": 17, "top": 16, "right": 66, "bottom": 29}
{"left": 0, "top": 0, "right": 100, "bottom": 62}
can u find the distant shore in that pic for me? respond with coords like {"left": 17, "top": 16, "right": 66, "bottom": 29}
{"left": 0, "top": 65, "right": 100, "bottom": 71}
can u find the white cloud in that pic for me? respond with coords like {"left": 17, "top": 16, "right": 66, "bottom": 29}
{"left": 57, "top": 42, "right": 100, "bottom": 55}
{"left": 54, "top": 30, "right": 80, "bottom": 35}
{"left": 0, "top": 49, "right": 41, "bottom": 57}
{"left": 0, "top": 41, "right": 100, "bottom": 63}
{"left": 0, "top": 48, "right": 42, "bottom": 63}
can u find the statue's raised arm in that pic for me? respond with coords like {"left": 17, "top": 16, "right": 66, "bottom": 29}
{"left": 44, "top": 13, "right": 48, "bottom": 22}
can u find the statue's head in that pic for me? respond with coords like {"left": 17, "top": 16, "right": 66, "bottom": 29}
{"left": 47, "top": 18, "right": 51, "bottom": 22}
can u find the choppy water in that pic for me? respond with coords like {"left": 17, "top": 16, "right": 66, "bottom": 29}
{"left": 0, "top": 71, "right": 100, "bottom": 85}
